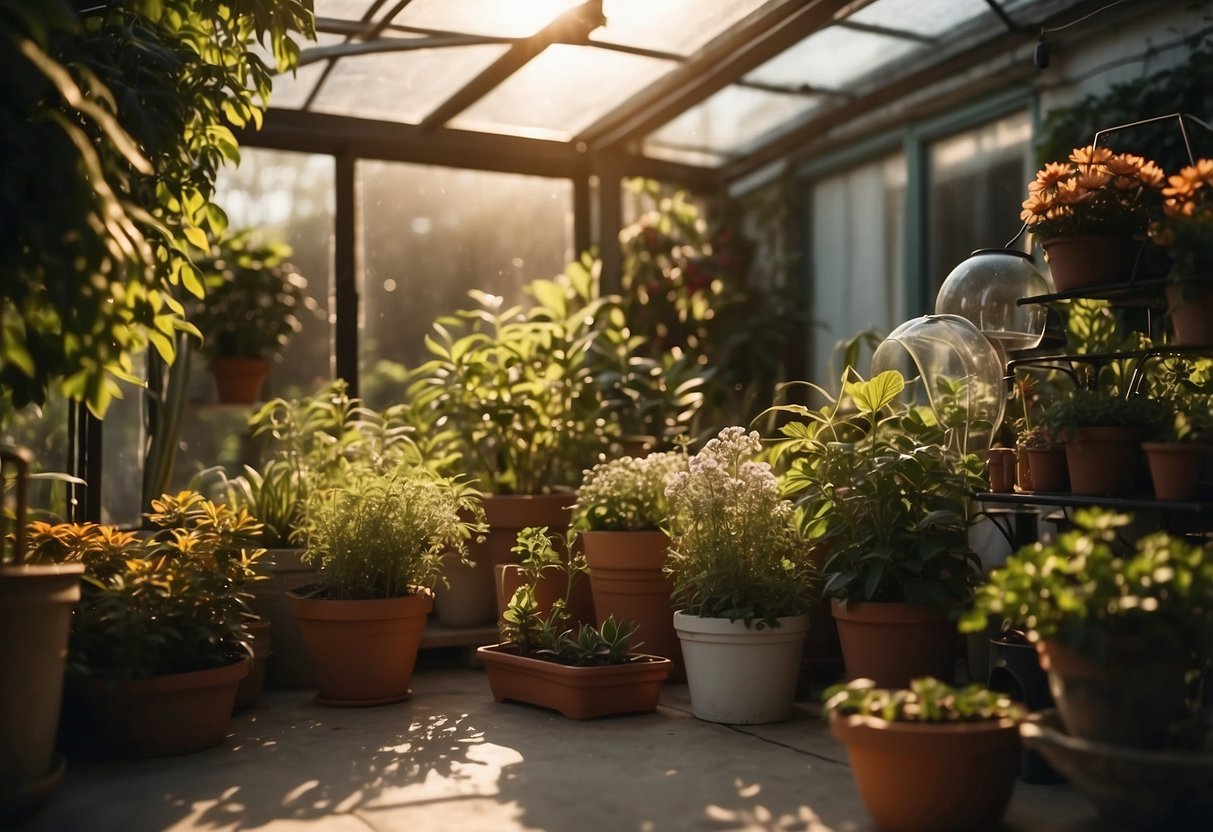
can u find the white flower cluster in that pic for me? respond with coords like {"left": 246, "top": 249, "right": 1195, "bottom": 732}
{"left": 665, "top": 426, "right": 798, "bottom": 561}
{"left": 576, "top": 451, "right": 686, "bottom": 531}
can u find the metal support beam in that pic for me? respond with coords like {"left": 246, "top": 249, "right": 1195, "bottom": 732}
{"left": 334, "top": 153, "right": 359, "bottom": 393}
{"left": 592, "top": 155, "right": 624, "bottom": 294}
{"left": 576, "top": 0, "right": 859, "bottom": 151}
{"left": 67, "top": 403, "right": 102, "bottom": 523}
{"left": 573, "top": 169, "right": 592, "bottom": 258}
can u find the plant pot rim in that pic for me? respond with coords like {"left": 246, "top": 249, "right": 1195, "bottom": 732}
{"left": 477, "top": 644, "right": 672, "bottom": 678}
{"left": 831, "top": 712, "right": 1019, "bottom": 736}
{"left": 579, "top": 528, "right": 667, "bottom": 538}
{"left": 672, "top": 610, "right": 809, "bottom": 633}
{"left": 288, "top": 587, "right": 434, "bottom": 620}
{"left": 830, "top": 598, "right": 951, "bottom": 623}
{"left": 1021, "top": 709, "right": 1213, "bottom": 766}
{"left": 0, "top": 562, "right": 85, "bottom": 578}
{"left": 84, "top": 655, "right": 251, "bottom": 692}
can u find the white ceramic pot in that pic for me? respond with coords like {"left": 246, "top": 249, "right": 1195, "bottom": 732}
{"left": 673, "top": 611, "right": 810, "bottom": 724}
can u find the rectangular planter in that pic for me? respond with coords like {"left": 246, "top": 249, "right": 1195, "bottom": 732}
{"left": 477, "top": 644, "right": 671, "bottom": 720}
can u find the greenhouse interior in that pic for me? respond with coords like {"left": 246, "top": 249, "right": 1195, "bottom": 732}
{"left": 3, "top": 0, "right": 1213, "bottom": 830}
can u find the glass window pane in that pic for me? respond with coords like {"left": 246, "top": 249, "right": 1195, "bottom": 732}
{"left": 848, "top": 0, "right": 990, "bottom": 38}
{"left": 451, "top": 46, "right": 676, "bottom": 141}
{"left": 101, "top": 375, "right": 144, "bottom": 525}
{"left": 357, "top": 162, "right": 573, "bottom": 409}
{"left": 809, "top": 152, "right": 907, "bottom": 385}
{"left": 592, "top": 0, "right": 769, "bottom": 56}
{"left": 2, "top": 394, "right": 72, "bottom": 520}
{"left": 928, "top": 110, "right": 1032, "bottom": 290}
{"left": 645, "top": 85, "right": 821, "bottom": 158}
{"left": 266, "top": 61, "right": 329, "bottom": 111}
{"left": 311, "top": 45, "right": 510, "bottom": 123}
{"left": 394, "top": 0, "right": 580, "bottom": 38}
{"left": 746, "top": 26, "right": 919, "bottom": 91}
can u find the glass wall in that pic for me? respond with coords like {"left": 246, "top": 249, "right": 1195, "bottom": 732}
{"left": 928, "top": 110, "right": 1032, "bottom": 287}
{"left": 358, "top": 162, "right": 574, "bottom": 409}
{"left": 808, "top": 151, "right": 907, "bottom": 385}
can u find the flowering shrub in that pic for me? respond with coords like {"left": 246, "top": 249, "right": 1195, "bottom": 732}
{"left": 664, "top": 427, "right": 815, "bottom": 627}
{"left": 573, "top": 452, "right": 686, "bottom": 532}
{"left": 1020, "top": 145, "right": 1164, "bottom": 240}
{"left": 1154, "top": 158, "right": 1213, "bottom": 279}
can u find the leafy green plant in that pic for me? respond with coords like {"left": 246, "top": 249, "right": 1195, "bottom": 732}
{"left": 1041, "top": 389, "right": 1167, "bottom": 439}
{"left": 769, "top": 370, "right": 984, "bottom": 607}
{"left": 302, "top": 466, "right": 484, "bottom": 601}
{"left": 572, "top": 452, "right": 685, "bottom": 532}
{"left": 406, "top": 262, "right": 613, "bottom": 495}
{"left": 959, "top": 509, "right": 1213, "bottom": 658}
{"left": 664, "top": 426, "right": 816, "bottom": 627}
{"left": 233, "top": 380, "right": 439, "bottom": 546}
{"left": 823, "top": 677, "right": 1024, "bottom": 723}
{"left": 1, "top": 0, "right": 312, "bottom": 421}
{"left": 190, "top": 230, "right": 310, "bottom": 360}
{"left": 25, "top": 490, "right": 265, "bottom": 680}
{"left": 499, "top": 526, "right": 640, "bottom": 666}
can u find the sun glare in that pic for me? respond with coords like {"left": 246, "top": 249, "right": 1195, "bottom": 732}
{"left": 484, "top": 0, "right": 582, "bottom": 38}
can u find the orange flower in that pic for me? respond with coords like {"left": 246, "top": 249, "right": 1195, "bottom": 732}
{"left": 1054, "top": 179, "right": 1091, "bottom": 205}
{"left": 1034, "top": 162, "right": 1072, "bottom": 189}
{"left": 1069, "top": 145, "right": 1114, "bottom": 166}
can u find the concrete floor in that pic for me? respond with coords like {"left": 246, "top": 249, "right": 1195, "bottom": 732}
{"left": 21, "top": 660, "right": 1102, "bottom": 832}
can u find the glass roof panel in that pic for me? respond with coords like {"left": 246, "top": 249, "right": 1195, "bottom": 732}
{"left": 745, "top": 26, "right": 920, "bottom": 91}
{"left": 394, "top": 0, "right": 581, "bottom": 38}
{"left": 591, "top": 0, "right": 769, "bottom": 56}
{"left": 450, "top": 45, "right": 677, "bottom": 141}
{"left": 309, "top": 44, "right": 511, "bottom": 123}
{"left": 314, "top": 0, "right": 381, "bottom": 22}
{"left": 848, "top": 0, "right": 991, "bottom": 39}
{"left": 645, "top": 84, "right": 822, "bottom": 158}
{"left": 266, "top": 61, "right": 329, "bottom": 110}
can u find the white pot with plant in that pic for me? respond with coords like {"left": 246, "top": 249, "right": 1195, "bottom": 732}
{"left": 665, "top": 427, "right": 817, "bottom": 724}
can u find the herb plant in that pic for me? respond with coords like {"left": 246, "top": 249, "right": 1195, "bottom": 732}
{"left": 769, "top": 370, "right": 984, "bottom": 607}
{"left": 664, "top": 426, "right": 816, "bottom": 627}
{"left": 823, "top": 677, "right": 1024, "bottom": 723}
{"left": 406, "top": 265, "right": 613, "bottom": 495}
{"left": 960, "top": 509, "right": 1213, "bottom": 657}
{"left": 26, "top": 490, "right": 265, "bottom": 680}
{"left": 302, "top": 466, "right": 484, "bottom": 601}
{"left": 500, "top": 526, "right": 639, "bottom": 666}
{"left": 572, "top": 451, "right": 685, "bottom": 532}
{"left": 1041, "top": 389, "right": 1167, "bottom": 438}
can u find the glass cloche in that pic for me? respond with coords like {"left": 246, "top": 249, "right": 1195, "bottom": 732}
{"left": 935, "top": 249, "right": 1052, "bottom": 354}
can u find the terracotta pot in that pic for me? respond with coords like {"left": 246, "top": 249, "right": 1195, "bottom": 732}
{"left": 233, "top": 617, "right": 271, "bottom": 711}
{"left": 1166, "top": 281, "right": 1213, "bottom": 346}
{"left": 209, "top": 356, "right": 269, "bottom": 404}
{"left": 80, "top": 657, "right": 249, "bottom": 757}
{"left": 831, "top": 713, "right": 1020, "bottom": 832}
{"left": 1037, "top": 637, "right": 1190, "bottom": 750}
{"left": 799, "top": 544, "right": 843, "bottom": 687}
{"left": 832, "top": 599, "right": 957, "bottom": 688}
{"left": 1062, "top": 426, "right": 1141, "bottom": 496}
{"left": 248, "top": 548, "right": 317, "bottom": 689}
{"left": 477, "top": 644, "right": 671, "bottom": 720}
{"left": 581, "top": 530, "right": 682, "bottom": 680}
{"left": 494, "top": 563, "right": 595, "bottom": 629}
{"left": 0, "top": 563, "right": 82, "bottom": 819}
{"left": 433, "top": 550, "right": 497, "bottom": 628}
{"left": 1024, "top": 446, "right": 1069, "bottom": 492}
{"left": 674, "top": 612, "right": 809, "bottom": 724}
{"left": 1015, "top": 446, "right": 1035, "bottom": 492}
{"left": 1022, "top": 710, "right": 1213, "bottom": 829}
{"left": 1143, "top": 441, "right": 1206, "bottom": 502}
{"left": 473, "top": 493, "right": 575, "bottom": 566}
{"left": 1042, "top": 235, "right": 1139, "bottom": 291}
{"left": 986, "top": 448, "right": 1016, "bottom": 492}
{"left": 288, "top": 589, "right": 432, "bottom": 707}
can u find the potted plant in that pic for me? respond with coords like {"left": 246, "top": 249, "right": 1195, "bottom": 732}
{"left": 1020, "top": 145, "right": 1164, "bottom": 290}
{"left": 772, "top": 370, "right": 985, "bottom": 688}
{"left": 478, "top": 526, "right": 672, "bottom": 719}
{"left": 1017, "top": 426, "right": 1068, "bottom": 493}
{"left": 191, "top": 231, "right": 310, "bottom": 404}
{"left": 26, "top": 491, "right": 264, "bottom": 757}
{"left": 824, "top": 677, "right": 1024, "bottom": 832}
{"left": 288, "top": 465, "right": 483, "bottom": 707}
{"left": 407, "top": 269, "right": 613, "bottom": 625}
{"left": 664, "top": 426, "right": 817, "bottom": 724}
{"left": 0, "top": 446, "right": 84, "bottom": 819}
{"left": 1142, "top": 389, "right": 1213, "bottom": 501}
{"left": 572, "top": 452, "right": 687, "bottom": 678}
{"left": 1041, "top": 388, "right": 1165, "bottom": 496}
{"left": 960, "top": 508, "right": 1213, "bottom": 750}
{"left": 1155, "top": 158, "right": 1213, "bottom": 345}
